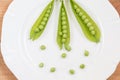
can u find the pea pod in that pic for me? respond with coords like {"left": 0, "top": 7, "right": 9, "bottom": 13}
{"left": 30, "top": 0, "right": 54, "bottom": 40}
{"left": 57, "top": 1, "right": 71, "bottom": 51}
{"left": 70, "top": 0, "right": 101, "bottom": 43}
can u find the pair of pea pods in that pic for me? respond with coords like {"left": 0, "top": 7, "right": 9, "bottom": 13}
{"left": 30, "top": 0, "right": 101, "bottom": 51}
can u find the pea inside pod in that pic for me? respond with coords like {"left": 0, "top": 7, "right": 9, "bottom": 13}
{"left": 30, "top": 0, "right": 54, "bottom": 40}
{"left": 70, "top": 0, "right": 101, "bottom": 43}
{"left": 57, "top": 1, "right": 71, "bottom": 51}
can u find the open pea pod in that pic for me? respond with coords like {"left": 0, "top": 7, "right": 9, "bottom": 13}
{"left": 57, "top": 1, "right": 71, "bottom": 51}
{"left": 70, "top": 0, "right": 101, "bottom": 43}
{"left": 30, "top": 0, "right": 54, "bottom": 40}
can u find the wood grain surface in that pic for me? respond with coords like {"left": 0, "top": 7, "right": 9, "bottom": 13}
{"left": 0, "top": 1, "right": 17, "bottom": 80}
{"left": 0, "top": 0, "right": 120, "bottom": 80}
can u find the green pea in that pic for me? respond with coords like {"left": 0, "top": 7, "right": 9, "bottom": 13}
{"left": 57, "top": 1, "right": 70, "bottom": 51}
{"left": 62, "top": 21, "right": 67, "bottom": 25}
{"left": 62, "top": 12, "right": 66, "bottom": 16}
{"left": 84, "top": 50, "right": 89, "bottom": 56}
{"left": 87, "top": 22, "right": 92, "bottom": 27}
{"left": 34, "top": 28, "right": 40, "bottom": 33}
{"left": 70, "top": 0, "right": 101, "bottom": 43}
{"left": 62, "top": 17, "right": 66, "bottom": 21}
{"left": 45, "top": 13, "right": 49, "bottom": 18}
{"left": 40, "top": 45, "right": 46, "bottom": 50}
{"left": 49, "top": 5, "right": 52, "bottom": 9}
{"left": 89, "top": 26, "right": 94, "bottom": 31}
{"left": 91, "top": 31, "right": 96, "bottom": 35}
{"left": 62, "top": 25, "right": 67, "bottom": 29}
{"left": 50, "top": 67, "right": 56, "bottom": 72}
{"left": 76, "top": 9, "right": 80, "bottom": 13}
{"left": 74, "top": 5, "right": 78, "bottom": 9}
{"left": 47, "top": 9, "right": 51, "bottom": 14}
{"left": 84, "top": 19, "right": 89, "bottom": 23}
{"left": 63, "top": 30, "right": 67, "bottom": 34}
{"left": 81, "top": 15, "right": 87, "bottom": 20}
{"left": 59, "top": 32, "right": 63, "bottom": 36}
{"left": 30, "top": 0, "right": 54, "bottom": 40}
{"left": 39, "top": 25, "right": 44, "bottom": 30}
{"left": 62, "top": 8, "right": 64, "bottom": 11}
{"left": 80, "top": 64, "right": 85, "bottom": 69}
{"left": 79, "top": 12, "right": 83, "bottom": 16}
{"left": 43, "top": 17, "right": 48, "bottom": 22}
{"left": 62, "top": 39, "right": 66, "bottom": 43}
{"left": 61, "top": 53, "right": 67, "bottom": 58}
{"left": 39, "top": 63, "right": 44, "bottom": 68}
{"left": 41, "top": 21, "right": 46, "bottom": 26}
{"left": 69, "top": 69, "right": 75, "bottom": 75}
{"left": 63, "top": 34, "right": 67, "bottom": 38}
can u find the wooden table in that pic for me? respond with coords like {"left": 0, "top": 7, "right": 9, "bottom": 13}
{"left": 0, "top": 0, "right": 120, "bottom": 80}
{"left": 0, "top": 0, "right": 17, "bottom": 79}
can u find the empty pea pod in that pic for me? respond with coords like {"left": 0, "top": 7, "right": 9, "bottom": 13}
{"left": 70, "top": 0, "right": 101, "bottom": 43}
{"left": 30, "top": 0, "right": 54, "bottom": 40}
{"left": 57, "top": 0, "right": 71, "bottom": 51}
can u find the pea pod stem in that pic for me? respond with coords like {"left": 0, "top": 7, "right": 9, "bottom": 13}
{"left": 70, "top": 0, "right": 101, "bottom": 43}
{"left": 30, "top": 0, "right": 54, "bottom": 40}
{"left": 57, "top": 1, "right": 71, "bottom": 51}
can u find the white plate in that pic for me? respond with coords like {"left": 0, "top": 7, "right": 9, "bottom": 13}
{"left": 1, "top": 0, "right": 120, "bottom": 80}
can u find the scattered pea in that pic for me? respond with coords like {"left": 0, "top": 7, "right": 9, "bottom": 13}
{"left": 61, "top": 53, "right": 67, "bottom": 58}
{"left": 50, "top": 67, "right": 56, "bottom": 72}
{"left": 80, "top": 64, "right": 85, "bottom": 69}
{"left": 40, "top": 45, "right": 46, "bottom": 50}
{"left": 69, "top": 69, "right": 75, "bottom": 75}
{"left": 84, "top": 50, "right": 89, "bottom": 56}
{"left": 39, "top": 63, "right": 44, "bottom": 68}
